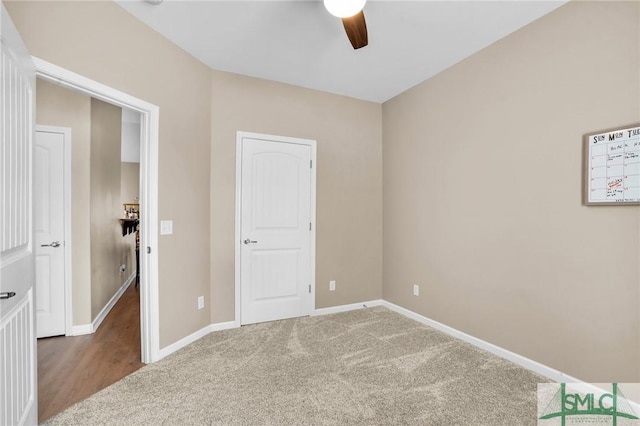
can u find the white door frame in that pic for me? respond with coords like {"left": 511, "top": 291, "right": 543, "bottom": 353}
{"left": 33, "top": 57, "right": 160, "bottom": 363}
{"left": 234, "top": 131, "right": 317, "bottom": 326}
{"left": 35, "top": 125, "right": 73, "bottom": 336}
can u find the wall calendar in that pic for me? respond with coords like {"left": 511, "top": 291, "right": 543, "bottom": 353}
{"left": 585, "top": 124, "right": 640, "bottom": 205}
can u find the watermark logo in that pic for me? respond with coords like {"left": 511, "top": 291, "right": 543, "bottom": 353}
{"left": 538, "top": 383, "right": 640, "bottom": 426}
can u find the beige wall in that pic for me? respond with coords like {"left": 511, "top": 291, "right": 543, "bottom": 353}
{"left": 210, "top": 70, "right": 383, "bottom": 322}
{"left": 89, "top": 99, "right": 125, "bottom": 317}
{"left": 382, "top": 0, "right": 640, "bottom": 381}
{"left": 6, "top": 0, "right": 213, "bottom": 347}
{"left": 35, "top": 79, "right": 92, "bottom": 325}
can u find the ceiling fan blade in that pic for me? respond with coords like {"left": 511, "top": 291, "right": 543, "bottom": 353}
{"left": 341, "top": 10, "right": 368, "bottom": 50}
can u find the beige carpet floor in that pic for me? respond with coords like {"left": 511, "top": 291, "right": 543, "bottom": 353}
{"left": 46, "top": 306, "right": 547, "bottom": 425}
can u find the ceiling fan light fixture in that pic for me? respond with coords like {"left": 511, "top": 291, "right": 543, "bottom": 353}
{"left": 324, "top": 0, "right": 366, "bottom": 18}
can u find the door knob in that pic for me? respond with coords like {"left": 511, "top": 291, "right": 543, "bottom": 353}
{"left": 0, "top": 292, "right": 16, "bottom": 300}
{"left": 41, "top": 241, "right": 61, "bottom": 248}
{"left": 243, "top": 239, "right": 258, "bottom": 245}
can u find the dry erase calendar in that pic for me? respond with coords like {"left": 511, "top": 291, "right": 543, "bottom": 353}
{"left": 585, "top": 124, "right": 640, "bottom": 205}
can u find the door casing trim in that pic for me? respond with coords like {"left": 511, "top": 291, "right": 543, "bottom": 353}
{"left": 234, "top": 131, "right": 317, "bottom": 326}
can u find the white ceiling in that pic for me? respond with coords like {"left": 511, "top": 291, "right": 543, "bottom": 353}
{"left": 116, "top": 0, "right": 568, "bottom": 103}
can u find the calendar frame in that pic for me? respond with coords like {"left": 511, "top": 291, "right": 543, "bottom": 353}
{"left": 584, "top": 123, "right": 640, "bottom": 206}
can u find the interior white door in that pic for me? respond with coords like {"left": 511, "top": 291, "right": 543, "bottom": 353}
{"left": 240, "top": 137, "right": 313, "bottom": 325}
{"left": 0, "top": 4, "right": 38, "bottom": 425}
{"left": 34, "top": 129, "right": 66, "bottom": 338}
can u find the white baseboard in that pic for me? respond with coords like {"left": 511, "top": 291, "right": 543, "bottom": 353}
{"left": 68, "top": 273, "right": 135, "bottom": 336}
{"left": 380, "top": 300, "right": 581, "bottom": 384}
{"left": 154, "top": 298, "right": 592, "bottom": 388}
{"left": 158, "top": 320, "right": 239, "bottom": 361}
{"left": 312, "top": 298, "right": 580, "bottom": 383}
{"left": 209, "top": 320, "right": 240, "bottom": 333}
{"left": 158, "top": 299, "right": 385, "bottom": 360}
{"left": 158, "top": 325, "right": 213, "bottom": 361}
{"left": 313, "top": 299, "right": 383, "bottom": 316}
{"left": 92, "top": 273, "right": 135, "bottom": 333}
{"left": 158, "top": 300, "right": 385, "bottom": 361}
{"left": 71, "top": 324, "right": 93, "bottom": 336}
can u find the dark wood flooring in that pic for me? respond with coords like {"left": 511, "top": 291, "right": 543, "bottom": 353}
{"left": 37, "top": 284, "right": 144, "bottom": 423}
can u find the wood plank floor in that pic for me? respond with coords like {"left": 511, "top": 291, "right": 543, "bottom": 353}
{"left": 37, "top": 284, "right": 144, "bottom": 423}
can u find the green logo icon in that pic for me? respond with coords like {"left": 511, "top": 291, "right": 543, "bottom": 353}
{"left": 539, "top": 383, "right": 639, "bottom": 425}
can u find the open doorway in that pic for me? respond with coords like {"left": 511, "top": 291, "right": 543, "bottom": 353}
{"left": 34, "top": 80, "right": 145, "bottom": 421}
{"left": 32, "top": 57, "right": 160, "bottom": 422}
{"left": 34, "top": 57, "right": 160, "bottom": 363}
{"left": 35, "top": 85, "right": 143, "bottom": 337}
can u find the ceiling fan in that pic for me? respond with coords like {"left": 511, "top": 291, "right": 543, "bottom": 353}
{"left": 324, "top": 0, "right": 368, "bottom": 50}
{"left": 143, "top": 0, "right": 369, "bottom": 50}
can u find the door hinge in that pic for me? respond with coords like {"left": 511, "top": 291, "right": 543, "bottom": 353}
{"left": 310, "top": 160, "right": 312, "bottom": 168}
{"left": 309, "top": 222, "right": 312, "bottom": 231}
{"left": 147, "top": 246, "right": 151, "bottom": 254}
{"left": 309, "top": 285, "right": 311, "bottom": 294}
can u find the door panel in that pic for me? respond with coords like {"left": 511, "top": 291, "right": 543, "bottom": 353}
{"left": 240, "top": 138, "right": 312, "bottom": 325}
{"left": 253, "top": 153, "right": 301, "bottom": 229}
{"left": 34, "top": 131, "right": 65, "bottom": 338}
{"left": 0, "top": 4, "right": 37, "bottom": 425}
{"left": 251, "top": 250, "right": 299, "bottom": 300}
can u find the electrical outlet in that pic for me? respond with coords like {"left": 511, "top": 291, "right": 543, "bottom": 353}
{"left": 119, "top": 264, "right": 126, "bottom": 274}
{"left": 329, "top": 280, "right": 336, "bottom": 291}
{"left": 413, "top": 284, "right": 419, "bottom": 296}
{"left": 198, "top": 296, "right": 204, "bottom": 310}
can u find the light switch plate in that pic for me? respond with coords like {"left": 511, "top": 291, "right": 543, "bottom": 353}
{"left": 160, "top": 220, "right": 173, "bottom": 235}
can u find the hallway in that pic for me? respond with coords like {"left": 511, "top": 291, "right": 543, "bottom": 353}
{"left": 37, "top": 284, "right": 144, "bottom": 422}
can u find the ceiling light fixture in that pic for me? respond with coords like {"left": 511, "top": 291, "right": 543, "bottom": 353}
{"left": 323, "top": 0, "right": 367, "bottom": 18}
